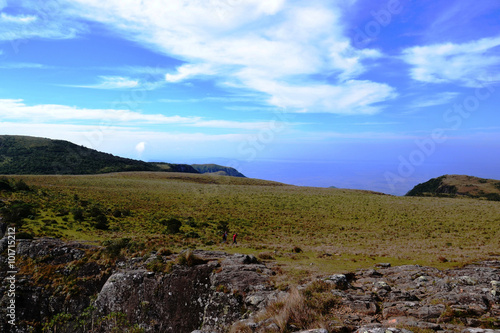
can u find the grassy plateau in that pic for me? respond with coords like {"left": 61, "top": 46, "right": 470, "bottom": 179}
{"left": 2, "top": 172, "right": 499, "bottom": 280}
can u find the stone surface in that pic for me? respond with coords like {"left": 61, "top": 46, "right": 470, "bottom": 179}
{"left": 1, "top": 238, "right": 499, "bottom": 333}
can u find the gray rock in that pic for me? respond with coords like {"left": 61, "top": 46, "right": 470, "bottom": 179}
{"left": 409, "top": 304, "right": 445, "bottom": 320}
{"left": 265, "top": 323, "right": 280, "bottom": 332}
{"left": 0, "top": 221, "right": 6, "bottom": 239}
{"left": 325, "top": 274, "right": 349, "bottom": 290}
{"left": 355, "top": 325, "right": 412, "bottom": 333}
{"left": 376, "top": 263, "right": 392, "bottom": 268}
{"left": 0, "top": 237, "right": 7, "bottom": 252}
{"left": 459, "top": 276, "right": 477, "bottom": 285}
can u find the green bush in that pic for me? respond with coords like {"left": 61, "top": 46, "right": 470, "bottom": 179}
{"left": 72, "top": 208, "right": 84, "bottom": 221}
{"left": 94, "top": 214, "right": 109, "bottom": 230}
{"left": 0, "top": 200, "right": 36, "bottom": 226}
{"left": 162, "top": 218, "right": 182, "bottom": 234}
{"left": 103, "top": 238, "right": 131, "bottom": 257}
{"left": 16, "top": 231, "right": 34, "bottom": 239}
{"left": 0, "top": 177, "right": 13, "bottom": 192}
{"left": 485, "top": 193, "right": 500, "bottom": 201}
{"left": 13, "top": 179, "right": 30, "bottom": 191}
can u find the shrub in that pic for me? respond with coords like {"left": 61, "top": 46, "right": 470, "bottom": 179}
{"left": 72, "top": 208, "right": 84, "bottom": 221}
{"left": 157, "top": 247, "right": 173, "bottom": 256}
{"left": 485, "top": 193, "right": 500, "bottom": 201}
{"left": 0, "top": 200, "right": 36, "bottom": 226}
{"left": 13, "top": 179, "right": 30, "bottom": 191}
{"left": 176, "top": 249, "right": 204, "bottom": 266}
{"left": 0, "top": 177, "right": 13, "bottom": 192}
{"left": 16, "top": 231, "right": 34, "bottom": 239}
{"left": 88, "top": 206, "right": 103, "bottom": 218}
{"left": 217, "top": 220, "right": 229, "bottom": 231}
{"left": 162, "top": 218, "right": 182, "bottom": 234}
{"left": 292, "top": 246, "right": 303, "bottom": 253}
{"left": 94, "top": 214, "right": 109, "bottom": 230}
{"left": 258, "top": 252, "right": 275, "bottom": 260}
{"left": 146, "top": 257, "right": 172, "bottom": 273}
{"left": 103, "top": 238, "right": 131, "bottom": 258}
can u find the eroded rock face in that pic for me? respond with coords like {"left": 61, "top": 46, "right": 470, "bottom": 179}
{"left": 1, "top": 240, "right": 279, "bottom": 333}
{"left": 93, "top": 251, "right": 278, "bottom": 333}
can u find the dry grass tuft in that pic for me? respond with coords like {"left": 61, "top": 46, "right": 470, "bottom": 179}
{"left": 235, "top": 282, "right": 341, "bottom": 332}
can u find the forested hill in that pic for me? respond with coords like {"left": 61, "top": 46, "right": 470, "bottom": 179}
{"left": 191, "top": 164, "right": 246, "bottom": 177}
{"left": 406, "top": 174, "right": 500, "bottom": 201}
{"left": 0, "top": 135, "right": 199, "bottom": 175}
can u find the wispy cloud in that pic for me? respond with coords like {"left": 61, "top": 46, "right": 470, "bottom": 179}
{"left": 47, "top": 0, "right": 395, "bottom": 114}
{"left": 0, "top": 12, "right": 37, "bottom": 23}
{"left": 188, "top": 120, "right": 275, "bottom": 130}
{"left": 165, "top": 63, "right": 215, "bottom": 83}
{"left": 0, "top": 98, "right": 283, "bottom": 130}
{"left": 354, "top": 122, "right": 400, "bottom": 126}
{"left": 427, "top": 1, "right": 500, "bottom": 38}
{"left": 0, "top": 62, "right": 50, "bottom": 69}
{"left": 402, "top": 36, "right": 500, "bottom": 87}
{"left": 0, "top": 98, "right": 194, "bottom": 124}
{"left": 0, "top": 4, "right": 86, "bottom": 41}
{"left": 159, "top": 96, "right": 265, "bottom": 104}
{"left": 409, "top": 92, "right": 459, "bottom": 108}
{"left": 69, "top": 76, "right": 140, "bottom": 89}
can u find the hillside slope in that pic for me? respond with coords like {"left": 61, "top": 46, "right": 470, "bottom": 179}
{"left": 191, "top": 163, "right": 246, "bottom": 177}
{"left": 406, "top": 174, "right": 500, "bottom": 201}
{"left": 0, "top": 135, "right": 199, "bottom": 175}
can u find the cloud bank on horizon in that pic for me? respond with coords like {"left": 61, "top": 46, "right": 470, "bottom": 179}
{"left": 0, "top": 0, "right": 499, "bottom": 194}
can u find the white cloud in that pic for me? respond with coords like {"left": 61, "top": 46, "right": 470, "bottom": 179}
{"left": 402, "top": 36, "right": 500, "bottom": 87}
{"left": 165, "top": 63, "right": 215, "bottom": 82}
{"left": 135, "top": 141, "right": 146, "bottom": 155}
{"left": 0, "top": 13, "right": 37, "bottom": 23}
{"left": 51, "top": 0, "right": 394, "bottom": 114}
{"left": 0, "top": 3, "right": 86, "bottom": 41}
{"left": 188, "top": 120, "right": 276, "bottom": 130}
{"left": 0, "top": 99, "right": 280, "bottom": 129}
{"left": 0, "top": 99, "right": 195, "bottom": 124}
{"left": 409, "top": 92, "right": 459, "bottom": 108}
{"left": 239, "top": 76, "right": 396, "bottom": 114}
{"left": 0, "top": 62, "right": 49, "bottom": 69}
{"left": 71, "top": 76, "right": 140, "bottom": 89}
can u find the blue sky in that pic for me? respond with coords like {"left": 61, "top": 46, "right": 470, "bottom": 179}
{"left": 1, "top": 0, "right": 500, "bottom": 194}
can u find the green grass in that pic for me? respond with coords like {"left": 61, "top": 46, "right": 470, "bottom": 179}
{"left": 3, "top": 172, "right": 499, "bottom": 275}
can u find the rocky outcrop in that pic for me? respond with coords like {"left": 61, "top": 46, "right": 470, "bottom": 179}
{"left": 93, "top": 251, "right": 278, "bottom": 332}
{"left": 1, "top": 238, "right": 499, "bottom": 333}
{"left": 0, "top": 239, "right": 279, "bottom": 333}
{"left": 234, "top": 262, "right": 499, "bottom": 333}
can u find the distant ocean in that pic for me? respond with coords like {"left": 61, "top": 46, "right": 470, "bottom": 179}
{"left": 166, "top": 154, "right": 500, "bottom": 196}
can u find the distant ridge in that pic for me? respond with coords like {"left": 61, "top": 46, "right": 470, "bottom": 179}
{"left": 191, "top": 164, "right": 246, "bottom": 178}
{"left": 406, "top": 174, "right": 500, "bottom": 201}
{"left": 0, "top": 135, "right": 243, "bottom": 177}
